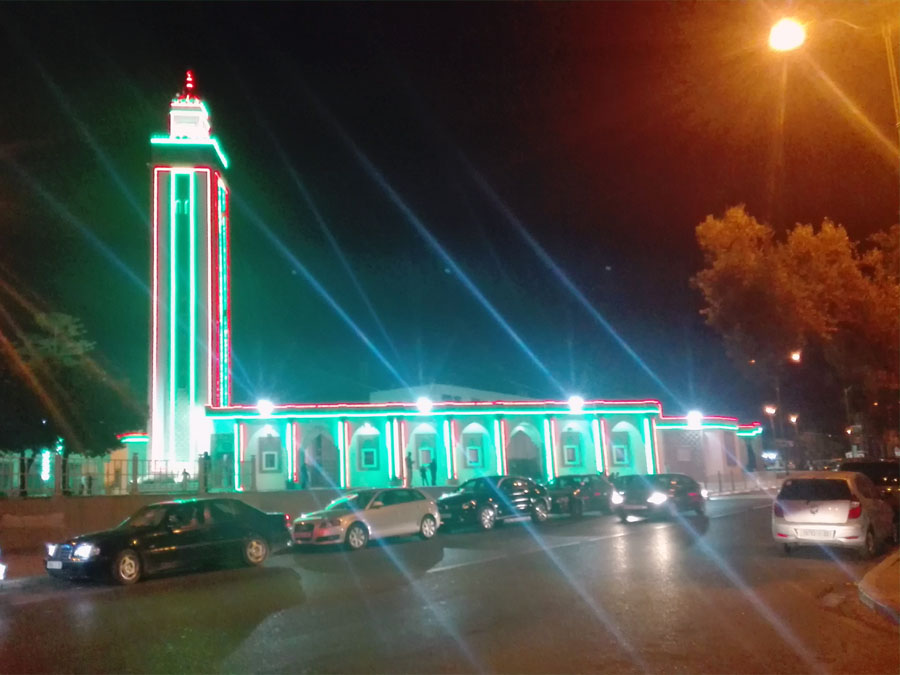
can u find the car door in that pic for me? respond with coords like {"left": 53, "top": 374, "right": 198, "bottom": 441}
{"left": 363, "top": 490, "right": 396, "bottom": 539}
{"left": 856, "top": 475, "right": 891, "bottom": 540}
{"left": 203, "top": 500, "right": 246, "bottom": 560}
{"left": 500, "top": 478, "right": 530, "bottom": 516}
{"left": 144, "top": 503, "right": 207, "bottom": 570}
{"left": 387, "top": 489, "right": 425, "bottom": 535}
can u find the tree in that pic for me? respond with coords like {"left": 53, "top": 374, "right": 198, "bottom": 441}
{"left": 0, "top": 312, "right": 143, "bottom": 493}
{"left": 693, "top": 206, "right": 899, "bottom": 439}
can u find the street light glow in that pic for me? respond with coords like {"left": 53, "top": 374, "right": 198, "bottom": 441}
{"left": 789, "top": 414, "right": 799, "bottom": 425}
{"left": 764, "top": 405, "right": 777, "bottom": 416}
{"left": 416, "top": 396, "right": 433, "bottom": 414}
{"left": 257, "top": 398, "right": 275, "bottom": 418}
{"left": 790, "top": 350, "right": 802, "bottom": 363}
{"left": 567, "top": 395, "right": 585, "bottom": 412}
{"left": 769, "top": 18, "right": 806, "bottom": 52}
{"left": 686, "top": 410, "right": 703, "bottom": 430}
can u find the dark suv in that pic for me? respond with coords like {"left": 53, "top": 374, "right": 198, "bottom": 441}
{"left": 437, "top": 475, "right": 551, "bottom": 530}
{"left": 839, "top": 459, "right": 899, "bottom": 537}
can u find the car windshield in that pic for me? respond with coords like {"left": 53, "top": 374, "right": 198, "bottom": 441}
{"left": 325, "top": 491, "right": 377, "bottom": 511}
{"left": 550, "top": 476, "right": 585, "bottom": 489}
{"left": 459, "top": 478, "right": 493, "bottom": 493}
{"left": 120, "top": 505, "right": 168, "bottom": 529}
{"left": 779, "top": 479, "right": 852, "bottom": 501}
{"left": 616, "top": 475, "right": 673, "bottom": 491}
{"left": 840, "top": 463, "right": 899, "bottom": 486}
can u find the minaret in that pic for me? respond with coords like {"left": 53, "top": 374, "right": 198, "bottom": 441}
{"left": 149, "top": 72, "right": 232, "bottom": 466}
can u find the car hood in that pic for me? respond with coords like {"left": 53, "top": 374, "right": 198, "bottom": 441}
{"left": 296, "top": 508, "right": 351, "bottom": 522}
{"left": 65, "top": 527, "right": 138, "bottom": 546}
{"left": 437, "top": 492, "right": 478, "bottom": 508}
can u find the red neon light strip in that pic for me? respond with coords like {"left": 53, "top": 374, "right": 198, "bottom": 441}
{"left": 209, "top": 398, "right": 663, "bottom": 413}
{"left": 224, "top": 181, "right": 232, "bottom": 405}
{"left": 399, "top": 420, "right": 407, "bottom": 482}
{"left": 451, "top": 419, "right": 459, "bottom": 479}
{"left": 500, "top": 419, "right": 509, "bottom": 474}
{"left": 600, "top": 419, "right": 611, "bottom": 475}
{"left": 293, "top": 422, "right": 302, "bottom": 484}
{"left": 206, "top": 171, "right": 214, "bottom": 406}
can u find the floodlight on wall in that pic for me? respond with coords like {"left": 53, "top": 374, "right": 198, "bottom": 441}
{"left": 416, "top": 396, "right": 433, "bottom": 414}
{"left": 686, "top": 410, "right": 703, "bottom": 430}
{"left": 257, "top": 399, "right": 275, "bottom": 418}
{"left": 567, "top": 395, "right": 585, "bottom": 413}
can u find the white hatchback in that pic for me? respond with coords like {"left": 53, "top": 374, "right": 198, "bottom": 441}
{"left": 772, "top": 471, "right": 895, "bottom": 558}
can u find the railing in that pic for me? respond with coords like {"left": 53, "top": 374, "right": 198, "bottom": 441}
{"left": 702, "top": 468, "right": 795, "bottom": 497}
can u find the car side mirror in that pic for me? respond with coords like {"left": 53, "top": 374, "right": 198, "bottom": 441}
{"left": 370, "top": 501, "right": 384, "bottom": 509}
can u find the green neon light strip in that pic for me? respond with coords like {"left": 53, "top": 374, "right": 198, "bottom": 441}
{"left": 643, "top": 418, "right": 655, "bottom": 475}
{"left": 737, "top": 427, "right": 763, "bottom": 437}
{"left": 120, "top": 435, "right": 149, "bottom": 444}
{"left": 385, "top": 420, "right": 394, "bottom": 479}
{"left": 543, "top": 419, "right": 555, "bottom": 481}
{"left": 591, "top": 418, "right": 604, "bottom": 473}
{"left": 337, "top": 421, "right": 346, "bottom": 488}
{"left": 443, "top": 420, "right": 453, "bottom": 482}
{"left": 189, "top": 171, "right": 197, "bottom": 450}
{"left": 217, "top": 180, "right": 229, "bottom": 405}
{"left": 168, "top": 173, "right": 178, "bottom": 464}
{"left": 150, "top": 136, "right": 229, "bottom": 168}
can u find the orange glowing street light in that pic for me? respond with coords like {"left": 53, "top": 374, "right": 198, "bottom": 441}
{"left": 769, "top": 18, "right": 806, "bottom": 52}
{"left": 789, "top": 350, "right": 802, "bottom": 363}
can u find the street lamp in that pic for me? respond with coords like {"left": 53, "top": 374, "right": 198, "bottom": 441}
{"left": 769, "top": 18, "right": 806, "bottom": 52}
{"left": 789, "top": 350, "right": 802, "bottom": 363}
{"left": 789, "top": 413, "right": 799, "bottom": 426}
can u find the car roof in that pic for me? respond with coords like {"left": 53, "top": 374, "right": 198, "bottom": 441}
{"left": 783, "top": 471, "right": 861, "bottom": 481}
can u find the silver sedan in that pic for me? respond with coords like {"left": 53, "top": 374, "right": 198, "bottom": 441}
{"left": 293, "top": 488, "right": 441, "bottom": 550}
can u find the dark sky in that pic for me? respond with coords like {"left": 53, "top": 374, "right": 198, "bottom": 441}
{"left": 0, "top": 2, "right": 897, "bottom": 423}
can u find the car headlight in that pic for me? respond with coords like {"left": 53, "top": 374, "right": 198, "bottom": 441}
{"left": 46, "top": 543, "right": 58, "bottom": 557}
{"left": 0, "top": 562, "right": 6, "bottom": 581}
{"left": 73, "top": 543, "right": 100, "bottom": 561}
{"left": 610, "top": 491, "right": 624, "bottom": 505}
{"left": 461, "top": 501, "right": 475, "bottom": 510}
{"left": 700, "top": 488, "right": 709, "bottom": 499}
{"left": 647, "top": 492, "right": 668, "bottom": 505}
{"left": 319, "top": 518, "right": 342, "bottom": 528}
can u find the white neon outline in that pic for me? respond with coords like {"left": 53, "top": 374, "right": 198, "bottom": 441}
{"left": 385, "top": 419, "right": 394, "bottom": 479}
{"left": 443, "top": 420, "right": 453, "bottom": 482}
{"left": 643, "top": 418, "right": 655, "bottom": 475}
{"left": 149, "top": 136, "right": 229, "bottom": 168}
{"left": 543, "top": 418, "right": 555, "bottom": 481}
{"left": 591, "top": 418, "right": 604, "bottom": 473}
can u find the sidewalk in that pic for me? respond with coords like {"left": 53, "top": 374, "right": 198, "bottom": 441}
{"left": 858, "top": 550, "right": 900, "bottom": 624}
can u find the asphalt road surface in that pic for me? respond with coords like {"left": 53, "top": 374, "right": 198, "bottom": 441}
{"left": 1, "top": 496, "right": 896, "bottom": 674}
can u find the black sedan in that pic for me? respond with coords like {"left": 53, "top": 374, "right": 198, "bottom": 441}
{"left": 545, "top": 474, "right": 614, "bottom": 517}
{"left": 437, "top": 475, "right": 550, "bottom": 530}
{"left": 45, "top": 498, "right": 292, "bottom": 584}
{"left": 611, "top": 473, "right": 707, "bottom": 522}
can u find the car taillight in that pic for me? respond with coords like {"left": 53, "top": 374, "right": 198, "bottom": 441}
{"left": 594, "top": 491, "right": 604, "bottom": 497}
{"left": 284, "top": 514, "right": 292, "bottom": 528}
{"left": 848, "top": 499, "right": 862, "bottom": 519}
{"left": 773, "top": 502, "right": 784, "bottom": 518}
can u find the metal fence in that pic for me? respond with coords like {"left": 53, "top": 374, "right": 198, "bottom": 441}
{"left": 702, "top": 468, "right": 791, "bottom": 497}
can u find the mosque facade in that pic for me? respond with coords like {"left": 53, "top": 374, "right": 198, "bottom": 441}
{"left": 125, "top": 74, "right": 763, "bottom": 493}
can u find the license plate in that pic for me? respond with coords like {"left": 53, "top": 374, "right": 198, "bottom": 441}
{"left": 295, "top": 532, "right": 312, "bottom": 540}
{"left": 798, "top": 529, "right": 832, "bottom": 538}
{"left": 46, "top": 561, "right": 62, "bottom": 570}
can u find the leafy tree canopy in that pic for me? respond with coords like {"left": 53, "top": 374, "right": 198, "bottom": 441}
{"left": 693, "top": 206, "right": 898, "bottom": 412}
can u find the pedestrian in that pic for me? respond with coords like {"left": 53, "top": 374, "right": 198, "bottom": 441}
{"left": 429, "top": 459, "right": 437, "bottom": 487}
{"left": 181, "top": 468, "right": 190, "bottom": 490}
{"left": 405, "top": 452, "right": 414, "bottom": 487}
{"left": 419, "top": 459, "right": 429, "bottom": 486}
{"left": 300, "top": 461, "right": 309, "bottom": 490}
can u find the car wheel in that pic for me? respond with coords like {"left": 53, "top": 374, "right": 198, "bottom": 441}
{"left": 477, "top": 505, "right": 496, "bottom": 530}
{"left": 617, "top": 510, "right": 628, "bottom": 523}
{"left": 570, "top": 499, "right": 584, "bottom": 518}
{"left": 420, "top": 514, "right": 437, "bottom": 540}
{"left": 859, "top": 527, "right": 878, "bottom": 560}
{"left": 243, "top": 534, "right": 269, "bottom": 566}
{"left": 346, "top": 522, "right": 369, "bottom": 550}
{"left": 531, "top": 500, "right": 549, "bottom": 524}
{"left": 111, "top": 549, "right": 142, "bottom": 585}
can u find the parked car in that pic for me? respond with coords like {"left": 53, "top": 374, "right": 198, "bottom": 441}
{"left": 838, "top": 459, "right": 899, "bottom": 540}
{"left": 437, "top": 475, "right": 551, "bottom": 530}
{"left": 544, "top": 474, "right": 614, "bottom": 517}
{"left": 611, "top": 473, "right": 706, "bottom": 522}
{"left": 772, "top": 471, "right": 896, "bottom": 558}
{"left": 293, "top": 488, "right": 440, "bottom": 550}
{"left": 45, "top": 498, "right": 292, "bottom": 584}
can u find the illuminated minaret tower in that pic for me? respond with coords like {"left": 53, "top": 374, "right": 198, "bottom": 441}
{"left": 149, "top": 71, "right": 232, "bottom": 465}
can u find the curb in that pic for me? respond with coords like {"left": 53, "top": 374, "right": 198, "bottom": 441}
{"left": 857, "top": 552, "right": 900, "bottom": 625}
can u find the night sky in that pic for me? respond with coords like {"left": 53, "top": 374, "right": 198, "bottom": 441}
{"left": 0, "top": 2, "right": 897, "bottom": 424}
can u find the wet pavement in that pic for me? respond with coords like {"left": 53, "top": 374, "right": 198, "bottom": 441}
{"left": 1, "top": 496, "right": 896, "bottom": 674}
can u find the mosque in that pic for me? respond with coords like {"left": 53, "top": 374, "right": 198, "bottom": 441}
{"left": 120, "top": 73, "right": 763, "bottom": 493}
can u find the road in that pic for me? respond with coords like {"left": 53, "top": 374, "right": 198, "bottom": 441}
{"left": 1, "top": 496, "right": 896, "bottom": 674}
